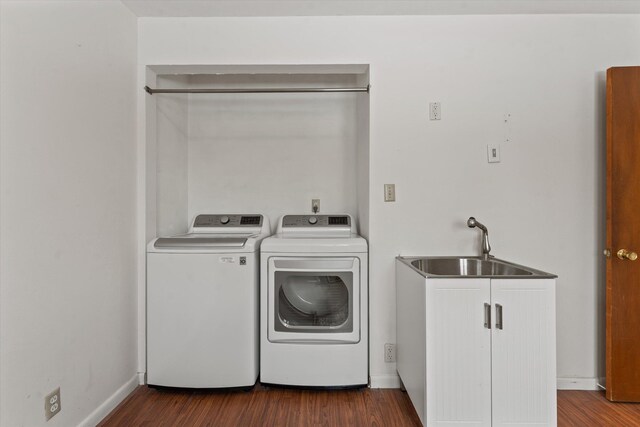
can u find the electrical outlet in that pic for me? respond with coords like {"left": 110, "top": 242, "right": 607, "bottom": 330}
{"left": 384, "top": 343, "right": 396, "bottom": 362}
{"left": 429, "top": 102, "right": 441, "bottom": 120}
{"left": 384, "top": 184, "right": 395, "bottom": 202}
{"left": 311, "top": 199, "right": 320, "bottom": 213}
{"left": 45, "top": 387, "right": 61, "bottom": 421}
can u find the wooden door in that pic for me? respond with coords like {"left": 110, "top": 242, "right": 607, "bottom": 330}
{"left": 426, "top": 278, "right": 492, "bottom": 427}
{"left": 606, "top": 66, "right": 640, "bottom": 402}
{"left": 490, "top": 279, "right": 557, "bottom": 427}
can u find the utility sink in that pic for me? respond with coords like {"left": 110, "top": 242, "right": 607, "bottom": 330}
{"left": 399, "top": 256, "right": 556, "bottom": 278}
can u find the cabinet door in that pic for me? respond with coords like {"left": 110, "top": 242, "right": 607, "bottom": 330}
{"left": 491, "top": 279, "right": 557, "bottom": 427}
{"left": 426, "top": 278, "right": 492, "bottom": 427}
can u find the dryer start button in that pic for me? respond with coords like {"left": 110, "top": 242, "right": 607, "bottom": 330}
{"left": 308, "top": 216, "right": 318, "bottom": 225}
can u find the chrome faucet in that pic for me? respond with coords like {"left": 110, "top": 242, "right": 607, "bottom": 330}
{"left": 467, "top": 217, "right": 491, "bottom": 260}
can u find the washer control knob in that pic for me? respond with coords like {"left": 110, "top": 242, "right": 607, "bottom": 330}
{"left": 308, "top": 216, "right": 318, "bottom": 225}
{"left": 220, "top": 216, "right": 230, "bottom": 224}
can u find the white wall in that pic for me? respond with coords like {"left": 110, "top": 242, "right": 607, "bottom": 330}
{"left": 187, "top": 90, "right": 361, "bottom": 227}
{"left": 1, "top": 2, "right": 138, "bottom": 426}
{"left": 156, "top": 75, "right": 189, "bottom": 237}
{"left": 151, "top": 72, "right": 366, "bottom": 232}
{"left": 138, "top": 15, "right": 640, "bottom": 388}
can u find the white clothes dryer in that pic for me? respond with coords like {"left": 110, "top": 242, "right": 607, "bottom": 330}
{"left": 260, "top": 214, "right": 368, "bottom": 387}
{"left": 147, "top": 214, "right": 270, "bottom": 388}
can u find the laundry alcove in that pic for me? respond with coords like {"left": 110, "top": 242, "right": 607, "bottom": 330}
{"left": 144, "top": 64, "right": 371, "bottom": 241}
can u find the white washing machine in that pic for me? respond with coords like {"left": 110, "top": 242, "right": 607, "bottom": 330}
{"left": 260, "top": 214, "right": 368, "bottom": 387}
{"left": 146, "top": 214, "right": 270, "bottom": 388}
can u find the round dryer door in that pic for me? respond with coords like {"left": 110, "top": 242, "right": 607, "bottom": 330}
{"left": 281, "top": 275, "right": 348, "bottom": 316}
{"left": 275, "top": 271, "right": 353, "bottom": 332}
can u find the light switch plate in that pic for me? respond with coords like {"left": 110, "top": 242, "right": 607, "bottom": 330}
{"left": 487, "top": 144, "right": 501, "bottom": 163}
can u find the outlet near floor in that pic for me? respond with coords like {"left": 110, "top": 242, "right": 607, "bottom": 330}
{"left": 45, "top": 387, "right": 61, "bottom": 421}
{"left": 384, "top": 343, "right": 396, "bottom": 362}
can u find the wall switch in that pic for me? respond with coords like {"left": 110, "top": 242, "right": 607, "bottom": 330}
{"left": 384, "top": 184, "right": 396, "bottom": 202}
{"left": 45, "top": 387, "right": 61, "bottom": 421}
{"left": 429, "top": 102, "right": 441, "bottom": 120}
{"left": 311, "top": 199, "right": 320, "bottom": 213}
{"left": 384, "top": 343, "right": 396, "bottom": 362}
{"left": 487, "top": 144, "right": 501, "bottom": 163}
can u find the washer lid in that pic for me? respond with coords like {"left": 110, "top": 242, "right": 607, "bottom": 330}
{"left": 153, "top": 236, "right": 247, "bottom": 249}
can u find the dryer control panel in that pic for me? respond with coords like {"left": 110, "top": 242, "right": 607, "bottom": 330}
{"left": 279, "top": 215, "right": 355, "bottom": 238}
{"left": 193, "top": 214, "right": 263, "bottom": 228}
{"left": 282, "top": 215, "right": 350, "bottom": 228}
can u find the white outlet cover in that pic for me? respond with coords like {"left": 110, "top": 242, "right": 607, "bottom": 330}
{"left": 384, "top": 184, "right": 396, "bottom": 202}
{"left": 45, "top": 387, "right": 61, "bottom": 421}
{"left": 384, "top": 343, "right": 396, "bottom": 362}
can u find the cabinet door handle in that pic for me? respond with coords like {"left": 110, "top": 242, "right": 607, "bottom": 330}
{"left": 484, "top": 303, "right": 491, "bottom": 329}
{"left": 496, "top": 304, "right": 503, "bottom": 330}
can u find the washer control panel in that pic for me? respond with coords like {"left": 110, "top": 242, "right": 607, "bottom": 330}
{"left": 193, "top": 214, "right": 262, "bottom": 228}
{"left": 282, "top": 215, "right": 350, "bottom": 228}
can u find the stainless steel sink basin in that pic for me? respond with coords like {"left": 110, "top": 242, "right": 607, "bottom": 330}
{"left": 398, "top": 256, "right": 556, "bottom": 278}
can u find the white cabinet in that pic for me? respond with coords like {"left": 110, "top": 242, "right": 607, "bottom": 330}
{"left": 396, "top": 261, "right": 556, "bottom": 427}
{"left": 426, "top": 278, "right": 492, "bottom": 426}
{"left": 490, "top": 280, "right": 557, "bottom": 427}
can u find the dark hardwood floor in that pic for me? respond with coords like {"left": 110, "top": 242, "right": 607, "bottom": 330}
{"left": 99, "top": 386, "right": 640, "bottom": 426}
{"left": 557, "top": 390, "right": 640, "bottom": 426}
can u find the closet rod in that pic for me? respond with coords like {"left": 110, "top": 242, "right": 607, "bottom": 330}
{"left": 144, "top": 85, "right": 370, "bottom": 95}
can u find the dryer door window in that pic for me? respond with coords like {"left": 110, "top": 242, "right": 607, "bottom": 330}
{"left": 267, "top": 256, "right": 361, "bottom": 343}
{"left": 275, "top": 271, "right": 353, "bottom": 333}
